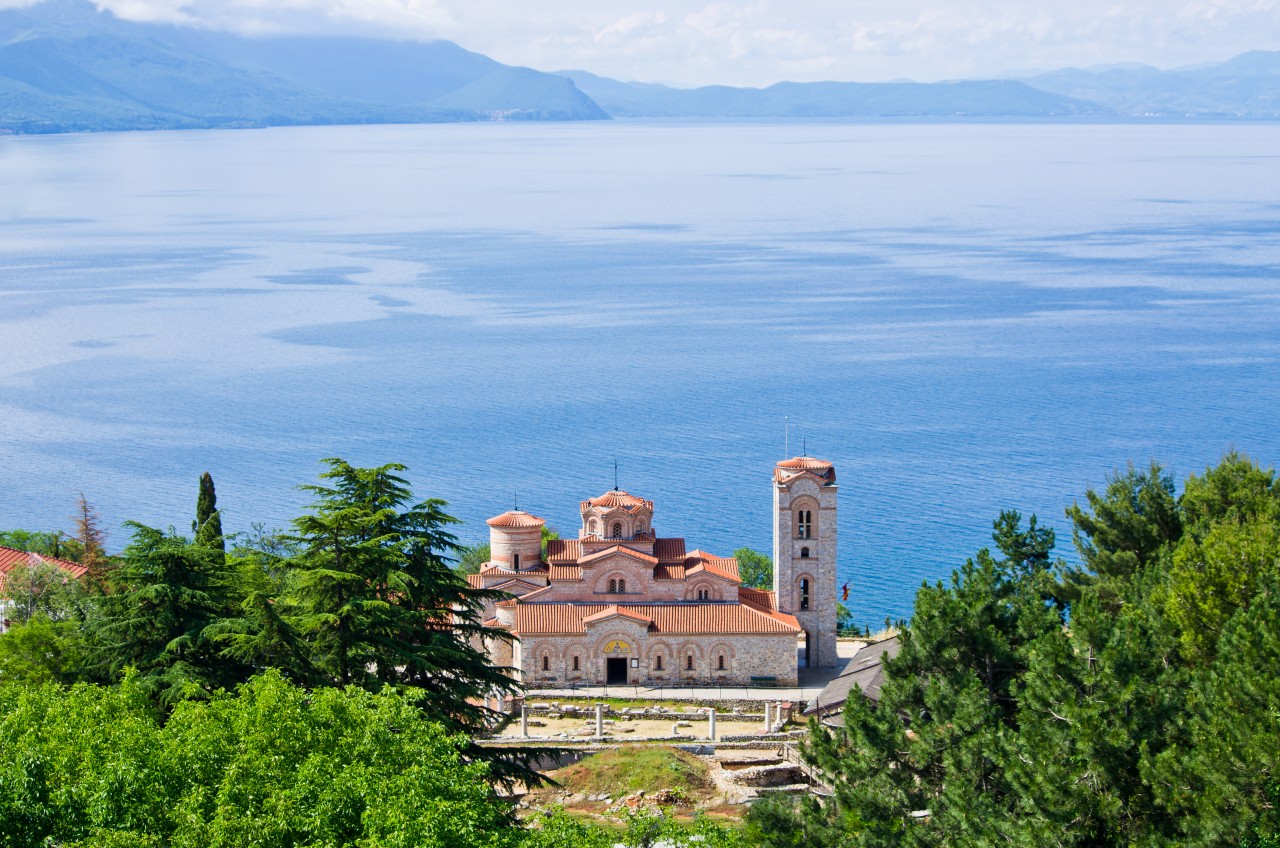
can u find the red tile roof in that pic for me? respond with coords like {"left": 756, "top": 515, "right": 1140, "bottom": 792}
{"left": 581, "top": 490, "right": 654, "bottom": 512}
{"left": 513, "top": 602, "right": 801, "bottom": 636}
{"left": 582, "top": 605, "right": 653, "bottom": 625}
{"left": 579, "top": 545, "right": 659, "bottom": 567}
{"left": 466, "top": 574, "right": 484, "bottom": 589}
{"left": 738, "top": 587, "right": 778, "bottom": 610}
{"left": 485, "top": 510, "right": 546, "bottom": 528}
{"left": 545, "top": 539, "right": 582, "bottom": 564}
{"left": 777, "top": 456, "right": 833, "bottom": 470}
{"left": 548, "top": 565, "right": 583, "bottom": 581}
{"left": 654, "top": 538, "right": 687, "bottom": 563}
{"left": 0, "top": 547, "right": 88, "bottom": 589}
{"left": 653, "top": 564, "right": 687, "bottom": 581}
{"left": 490, "top": 579, "right": 546, "bottom": 595}
{"left": 685, "top": 551, "right": 742, "bottom": 583}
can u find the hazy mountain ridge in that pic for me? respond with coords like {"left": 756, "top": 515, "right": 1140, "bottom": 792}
{"left": 0, "top": 0, "right": 606, "bottom": 133}
{"left": 1, "top": 0, "right": 1278, "bottom": 133}
{"left": 557, "top": 70, "right": 1111, "bottom": 118}
{"left": 1019, "top": 50, "right": 1280, "bottom": 117}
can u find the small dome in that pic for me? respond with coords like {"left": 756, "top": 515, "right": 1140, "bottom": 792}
{"left": 776, "top": 457, "right": 833, "bottom": 470}
{"left": 486, "top": 510, "right": 546, "bottom": 528}
{"left": 584, "top": 490, "right": 653, "bottom": 512}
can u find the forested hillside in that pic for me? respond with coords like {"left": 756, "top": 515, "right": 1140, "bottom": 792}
{"left": 751, "top": 452, "right": 1280, "bottom": 847}
{"left": 3, "top": 452, "right": 1277, "bottom": 846}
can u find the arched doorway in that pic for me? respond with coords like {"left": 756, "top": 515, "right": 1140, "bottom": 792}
{"left": 799, "top": 630, "right": 811, "bottom": 668}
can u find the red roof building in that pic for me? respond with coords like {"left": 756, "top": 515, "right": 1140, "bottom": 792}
{"left": 470, "top": 458, "right": 839, "bottom": 687}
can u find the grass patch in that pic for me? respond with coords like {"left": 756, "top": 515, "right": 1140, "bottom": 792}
{"left": 549, "top": 746, "right": 714, "bottom": 799}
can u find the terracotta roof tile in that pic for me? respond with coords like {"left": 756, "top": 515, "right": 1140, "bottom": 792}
{"left": 653, "top": 564, "right": 687, "bottom": 580}
{"left": 0, "top": 547, "right": 88, "bottom": 589}
{"left": 548, "top": 565, "right": 583, "bottom": 581}
{"left": 485, "top": 510, "right": 546, "bottom": 528}
{"left": 582, "top": 605, "right": 653, "bottom": 626}
{"left": 466, "top": 574, "right": 484, "bottom": 589}
{"left": 581, "top": 490, "right": 654, "bottom": 512}
{"left": 579, "top": 545, "right": 659, "bottom": 566}
{"left": 685, "top": 551, "right": 741, "bottom": 583}
{"left": 738, "top": 587, "right": 777, "bottom": 610}
{"left": 654, "top": 538, "right": 687, "bottom": 563}
{"left": 545, "top": 539, "right": 582, "bottom": 564}
{"left": 489, "top": 579, "right": 546, "bottom": 595}
{"left": 512, "top": 602, "right": 801, "bottom": 636}
{"left": 777, "top": 456, "right": 833, "bottom": 470}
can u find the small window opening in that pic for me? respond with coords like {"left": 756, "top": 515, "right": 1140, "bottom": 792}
{"left": 542, "top": 655, "right": 549, "bottom": 671}
{"left": 686, "top": 654, "right": 694, "bottom": 670}
{"left": 618, "top": 579, "right": 626, "bottom": 594}
{"left": 655, "top": 655, "right": 663, "bottom": 671}
{"left": 800, "top": 547, "right": 810, "bottom": 559}
{"left": 573, "top": 655, "right": 580, "bottom": 671}
{"left": 717, "top": 654, "right": 725, "bottom": 671}
{"left": 608, "top": 578, "right": 617, "bottom": 593}
{"left": 797, "top": 509, "right": 812, "bottom": 539}
{"left": 513, "top": 553, "right": 520, "bottom": 569}
{"left": 800, "top": 578, "right": 811, "bottom": 611}
{"left": 612, "top": 522, "right": 623, "bottom": 538}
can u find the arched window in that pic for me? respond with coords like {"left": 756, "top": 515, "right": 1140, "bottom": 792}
{"left": 655, "top": 655, "right": 663, "bottom": 671}
{"left": 617, "top": 578, "right": 626, "bottom": 594}
{"left": 800, "top": 578, "right": 811, "bottom": 611}
{"left": 608, "top": 579, "right": 618, "bottom": 593}
{"left": 686, "top": 654, "right": 694, "bottom": 671}
{"left": 800, "top": 547, "right": 810, "bottom": 559}
{"left": 573, "top": 655, "right": 580, "bottom": 672}
{"left": 542, "top": 655, "right": 549, "bottom": 671}
{"left": 512, "top": 553, "right": 520, "bottom": 569}
{"left": 588, "top": 519, "right": 599, "bottom": 536}
{"left": 797, "top": 509, "right": 812, "bottom": 539}
{"left": 612, "top": 522, "right": 623, "bottom": 538}
{"left": 697, "top": 588, "right": 709, "bottom": 600}
{"left": 717, "top": 654, "right": 725, "bottom": 671}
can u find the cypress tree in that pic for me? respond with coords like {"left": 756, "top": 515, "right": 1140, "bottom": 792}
{"left": 194, "top": 471, "right": 225, "bottom": 558}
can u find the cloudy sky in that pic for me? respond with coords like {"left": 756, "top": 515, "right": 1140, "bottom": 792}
{"left": 16, "top": 0, "right": 1280, "bottom": 85}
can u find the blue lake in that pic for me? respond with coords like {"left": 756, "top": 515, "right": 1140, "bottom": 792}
{"left": 1, "top": 120, "right": 1278, "bottom": 627}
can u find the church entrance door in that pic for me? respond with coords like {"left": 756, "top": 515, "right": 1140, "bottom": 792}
{"left": 606, "top": 657, "right": 628, "bottom": 685}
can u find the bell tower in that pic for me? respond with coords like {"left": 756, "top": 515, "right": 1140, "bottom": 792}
{"left": 772, "top": 456, "right": 839, "bottom": 668}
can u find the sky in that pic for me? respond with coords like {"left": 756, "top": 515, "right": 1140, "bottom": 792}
{"left": 8, "top": 0, "right": 1280, "bottom": 86}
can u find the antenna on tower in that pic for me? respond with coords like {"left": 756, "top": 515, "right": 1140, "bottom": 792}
{"left": 614, "top": 459, "right": 619, "bottom": 491}
{"left": 514, "top": 492, "right": 518, "bottom": 511}
{"left": 803, "top": 436, "right": 807, "bottom": 457}
{"left": 784, "top": 415, "right": 790, "bottom": 458}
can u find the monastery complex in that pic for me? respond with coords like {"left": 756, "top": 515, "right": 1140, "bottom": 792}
{"left": 469, "top": 456, "right": 839, "bottom": 687}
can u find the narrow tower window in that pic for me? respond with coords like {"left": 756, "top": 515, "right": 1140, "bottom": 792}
{"left": 800, "top": 547, "right": 810, "bottom": 559}
{"left": 512, "top": 553, "right": 520, "bottom": 569}
{"left": 800, "top": 578, "right": 811, "bottom": 611}
{"left": 797, "top": 509, "right": 812, "bottom": 539}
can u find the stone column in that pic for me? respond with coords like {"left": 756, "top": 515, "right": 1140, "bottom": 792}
{"left": 707, "top": 708, "right": 716, "bottom": 741}
{"left": 763, "top": 702, "right": 772, "bottom": 731}
{"left": 595, "top": 703, "right": 604, "bottom": 738}
{"left": 521, "top": 705, "right": 529, "bottom": 738}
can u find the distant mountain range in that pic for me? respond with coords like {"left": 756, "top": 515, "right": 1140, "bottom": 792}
{"left": 2, "top": 0, "right": 1279, "bottom": 134}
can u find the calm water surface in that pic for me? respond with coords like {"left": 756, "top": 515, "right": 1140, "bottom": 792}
{"left": 2, "top": 120, "right": 1278, "bottom": 626}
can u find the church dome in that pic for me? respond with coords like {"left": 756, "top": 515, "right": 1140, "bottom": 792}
{"left": 776, "top": 457, "right": 833, "bottom": 471}
{"left": 584, "top": 490, "right": 653, "bottom": 512}
{"left": 486, "top": 510, "right": 546, "bottom": 528}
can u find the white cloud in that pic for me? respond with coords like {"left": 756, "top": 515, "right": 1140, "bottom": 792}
{"left": 18, "top": 0, "right": 1280, "bottom": 85}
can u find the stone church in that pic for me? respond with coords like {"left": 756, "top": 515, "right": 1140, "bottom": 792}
{"left": 469, "top": 456, "right": 839, "bottom": 687}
